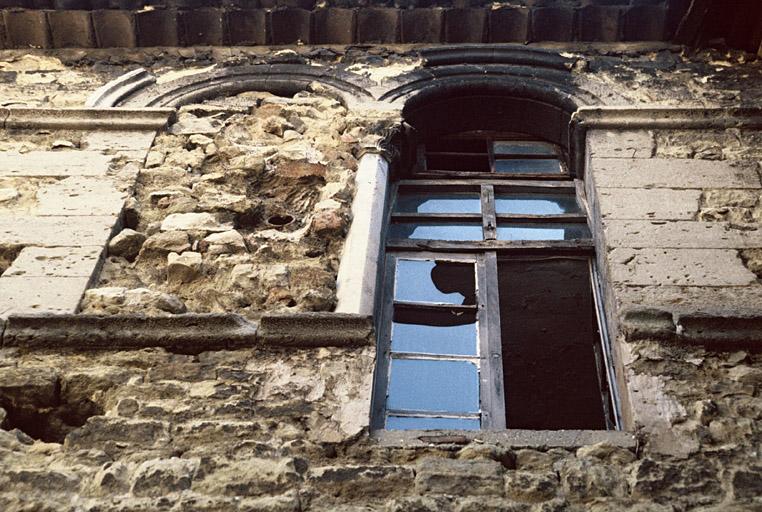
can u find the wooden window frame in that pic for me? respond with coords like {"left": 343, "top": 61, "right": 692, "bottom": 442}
{"left": 372, "top": 134, "right": 623, "bottom": 432}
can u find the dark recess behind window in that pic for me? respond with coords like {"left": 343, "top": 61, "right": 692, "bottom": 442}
{"left": 497, "top": 258, "right": 607, "bottom": 430}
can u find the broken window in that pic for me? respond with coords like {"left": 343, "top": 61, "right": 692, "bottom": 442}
{"left": 372, "top": 133, "right": 620, "bottom": 431}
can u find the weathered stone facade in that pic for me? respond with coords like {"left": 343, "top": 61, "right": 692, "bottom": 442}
{"left": 0, "top": 13, "right": 761, "bottom": 512}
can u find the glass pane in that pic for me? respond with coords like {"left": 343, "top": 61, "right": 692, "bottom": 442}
{"left": 493, "top": 141, "right": 557, "bottom": 157}
{"left": 496, "top": 223, "right": 590, "bottom": 241}
{"left": 388, "top": 222, "right": 483, "bottom": 241}
{"left": 395, "top": 192, "right": 481, "bottom": 214}
{"left": 495, "top": 194, "right": 579, "bottom": 215}
{"left": 386, "top": 415, "right": 480, "bottom": 431}
{"left": 394, "top": 260, "right": 475, "bottom": 305}
{"left": 387, "top": 359, "right": 479, "bottom": 413}
{"left": 392, "top": 308, "right": 477, "bottom": 356}
{"left": 495, "top": 159, "right": 563, "bottom": 174}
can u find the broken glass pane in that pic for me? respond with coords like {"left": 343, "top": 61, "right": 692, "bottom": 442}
{"left": 496, "top": 223, "right": 590, "bottom": 241}
{"left": 493, "top": 141, "right": 557, "bottom": 157}
{"left": 388, "top": 222, "right": 483, "bottom": 241}
{"left": 494, "top": 194, "right": 579, "bottom": 215}
{"left": 387, "top": 359, "right": 479, "bottom": 413}
{"left": 427, "top": 153, "right": 490, "bottom": 172}
{"left": 395, "top": 192, "right": 481, "bottom": 214}
{"left": 494, "top": 159, "right": 563, "bottom": 174}
{"left": 386, "top": 415, "right": 480, "bottom": 430}
{"left": 394, "top": 260, "right": 476, "bottom": 305}
{"left": 392, "top": 308, "right": 477, "bottom": 356}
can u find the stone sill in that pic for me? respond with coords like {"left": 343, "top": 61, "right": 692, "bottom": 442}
{"left": 372, "top": 429, "right": 637, "bottom": 450}
{"left": 0, "top": 312, "right": 373, "bottom": 354}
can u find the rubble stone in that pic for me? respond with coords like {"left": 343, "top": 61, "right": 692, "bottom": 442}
{"left": 108, "top": 229, "right": 146, "bottom": 261}
{"left": 167, "top": 251, "right": 202, "bottom": 285}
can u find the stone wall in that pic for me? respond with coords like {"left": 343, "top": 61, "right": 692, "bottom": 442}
{"left": 0, "top": 44, "right": 761, "bottom": 511}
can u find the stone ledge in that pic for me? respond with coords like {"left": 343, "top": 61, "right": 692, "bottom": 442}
{"left": 0, "top": 107, "right": 176, "bottom": 131}
{"left": 0, "top": 312, "right": 374, "bottom": 353}
{"left": 258, "top": 312, "right": 374, "bottom": 347}
{"left": 621, "top": 307, "right": 762, "bottom": 351}
{"left": 1, "top": 314, "right": 257, "bottom": 354}
{"left": 372, "top": 429, "right": 637, "bottom": 450}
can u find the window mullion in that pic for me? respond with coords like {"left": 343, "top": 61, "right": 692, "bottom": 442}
{"left": 477, "top": 251, "right": 506, "bottom": 429}
{"left": 481, "top": 185, "right": 497, "bottom": 241}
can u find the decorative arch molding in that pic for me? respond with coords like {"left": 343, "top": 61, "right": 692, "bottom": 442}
{"left": 87, "top": 64, "right": 375, "bottom": 109}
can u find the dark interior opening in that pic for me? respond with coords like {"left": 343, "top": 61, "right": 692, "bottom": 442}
{"left": 497, "top": 257, "right": 608, "bottom": 430}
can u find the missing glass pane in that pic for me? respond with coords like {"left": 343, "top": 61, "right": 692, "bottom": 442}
{"left": 494, "top": 159, "right": 563, "bottom": 174}
{"left": 425, "top": 138, "right": 488, "bottom": 153}
{"left": 394, "top": 260, "right": 476, "bottom": 305}
{"left": 395, "top": 192, "right": 481, "bottom": 214}
{"left": 386, "top": 415, "right": 480, "bottom": 431}
{"left": 387, "top": 359, "right": 479, "bottom": 414}
{"left": 494, "top": 194, "right": 579, "bottom": 215}
{"left": 392, "top": 307, "right": 477, "bottom": 356}
{"left": 427, "top": 153, "right": 490, "bottom": 172}
{"left": 388, "top": 222, "right": 483, "bottom": 241}
{"left": 496, "top": 223, "right": 590, "bottom": 241}
{"left": 497, "top": 258, "right": 607, "bottom": 430}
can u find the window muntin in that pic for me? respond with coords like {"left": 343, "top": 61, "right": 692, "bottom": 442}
{"left": 374, "top": 134, "right": 620, "bottom": 432}
{"left": 417, "top": 133, "right": 568, "bottom": 179}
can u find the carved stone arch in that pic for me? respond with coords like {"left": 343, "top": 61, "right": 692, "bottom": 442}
{"left": 87, "top": 64, "right": 375, "bottom": 109}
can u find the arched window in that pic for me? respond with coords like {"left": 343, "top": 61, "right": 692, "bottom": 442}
{"left": 371, "top": 126, "right": 620, "bottom": 432}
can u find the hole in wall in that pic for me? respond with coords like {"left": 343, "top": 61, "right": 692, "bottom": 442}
{"left": 0, "top": 378, "right": 104, "bottom": 444}
{"left": 267, "top": 214, "right": 294, "bottom": 227}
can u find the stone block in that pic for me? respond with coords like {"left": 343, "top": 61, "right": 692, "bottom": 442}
{"left": 131, "top": 457, "right": 199, "bottom": 497}
{"left": 270, "top": 8, "right": 312, "bottom": 44}
{"left": 64, "top": 417, "right": 170, "bottom": 449}
{"left": 489, "top": 6, "right": 530, "bottom": 43}
{"left": 578, "top": 5, "right": 622, "bottom": 42}
{"left": 308, "top": 465, "right": 414, "bottom": 499}
{"left": 0, "top": 276, "right": 91, "bottom": 317}
{"left": 0, "top": 150, "right": 113, "bottom": 177}
{"left": 226, "top": 9, "right": 267, "bottom": 45}
{"left": 415, "top": 457, "right": 504, "bottom": 496}
{"left": 48, "top": 10, "right": 95, "bottom": 48}
{"left": 0, "top": 367, "right": 59, "bottom": 408}
{"left": 624, "top": 5, "right": 666, "bottom": 41}
{"left": 401, "top": 9, "right": 443, "bottom": 44}
{"left": 587, "top": 129, "right": 654, "bottom": 158}
{"left": 92, "top": 10, "right": 136, "bottom": 47}
{"left": 83, "top": 130, "right": 156, "bottom": 152}
{"left": 444, "top": 8, "right": 486, "bottom": 43}
{"left": 160, "top": 212, "right": 233, "bottom": 232}
{"left": 614, "top": 283, "right": 762, "bottom": 315}
{"left": 357, "top": 8, "right": 399, "bottom": 44}
{"left": 591, "top": 158, "right": 760, "bottom": 189}
{"left": 194, "top": 458, "right": 300, "bottom": 496}
{"left": 608, "top": 248, "right": 757, "bottom": 286}
{"left": 313, "top": 8, "right": 355, "bottom": 45}
{"left": 137, "top": 9, "right": 180, "bottom": 46}
{"left": 35, "top": 176, "right": 126, "bottom": 216}
{"left": 182, "top": 8, "right": 225, "bottom": 45}
{"left": 504, "top": 470, "right": 559, "bottom": 502}
{"left": 597, "top": 188, "right": 701, "bottom": 220}
{"left": 2, "top": 10, "right": 51, "bottom": 48}
{"left": 531, "top": 7, "right": 575, "bottom": 42}
{"left": 604, "top": 220, "right": 762, "bottom": 249}
{"left": 0, "top": 215, "right": 116, "bottom": 246}
{"left": 3, "top": 246, "right": 104, "bottom": 278}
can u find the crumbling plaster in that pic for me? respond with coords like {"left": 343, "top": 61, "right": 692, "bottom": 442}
{"left": 0, "top": 43, "right": 760, "bottom": 511}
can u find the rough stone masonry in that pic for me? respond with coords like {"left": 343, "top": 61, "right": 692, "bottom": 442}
{"left": 0, "top": 29, "right": 761, "bottom": 512}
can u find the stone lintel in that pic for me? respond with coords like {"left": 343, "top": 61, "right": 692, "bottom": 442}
{"left": 373, "top": 429, "right": 637, "bottom": 450}
{"left": 0, "top": 107, "right": 175, "bottom": 131}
